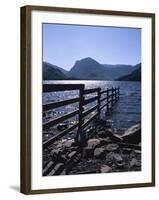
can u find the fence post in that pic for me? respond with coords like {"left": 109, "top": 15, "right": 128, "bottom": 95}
{"left": 111, "top": 87, "right": 114, "bottom": 109}
{"left": 76, "top": 85, "right": 85, "bottom": 145}
{"left": 115, "top": 88, "right": 117, "bottom": 103}
{"left": 118, "top": 87, "right": 120, "bottom": 100}
{"left": 106, "top": 88, "right": 109, "bottom": 114}
{"left": 97, "top": 88, "right": 101, "bottom": 119}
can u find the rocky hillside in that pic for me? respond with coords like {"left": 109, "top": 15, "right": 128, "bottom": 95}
{"left": 68, "top": 57, "right": 137, "bottom": 80}
{"left": 117, "top": 63, "right": 141, "bottom": 81}
{"left": 43, "top": 62, "right": 68, "bottom": 80}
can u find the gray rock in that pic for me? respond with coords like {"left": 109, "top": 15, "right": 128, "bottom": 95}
{"left": 68, "top": 151, "right": 77, "bottom": 159}
{"left": 63, "top": 139, "right": 75, "bottom": 148}
{"left": 112, "top": 153, "right": 124, "bottom": 169}
{"left": 100, "top": 165, "right": 112, "bottom": 173}
{"left": 105, "top": 143, "right": 119, "bottom": 152}
{"left": 122, "top": 123, "right": 141, "bottom": 144}
{"left": 94, "top": 147, "right": 105, "bottom": 159}
{"left": 106, "top": 152, "right": 115, "bottom": 162}
{"left": 112, "top": 153, "right": 123, "bottom": 162}
{"left": 43, "top": 161, "right": 55, "bottom": 176}
{"left": 87, "top": 139, "right": 101, "bottom": 149}
{"left": 50, "top": 148, "right": 61, "bottom": 160}
{"left": 54, "top": 142, "right": 63, "bottom": 149}
{"left": 47, "top": 163, "right": 65, "bottom": 175}
{"left": 73, "top": 153, "right": 82, "bottom": 163}
{"left": 106, "top": 152, "right": 124, "bottom": 168}
{"left": 50, "top": 148, "right": 67, "bottom": 162}
{"left": 130, "top": 158, "right": 139, "bottom": 168}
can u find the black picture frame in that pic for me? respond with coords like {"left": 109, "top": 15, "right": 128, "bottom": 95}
{"left": 20, "top": 5, "right": 155, "bottom": 194}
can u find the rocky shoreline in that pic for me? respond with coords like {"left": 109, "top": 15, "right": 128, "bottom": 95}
{"left": 43, "top": 119, "right": 141, "bottom": 176}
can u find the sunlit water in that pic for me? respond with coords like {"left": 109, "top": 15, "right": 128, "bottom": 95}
{"left": 43, "top": 80, "right": 141, "bottom": 135}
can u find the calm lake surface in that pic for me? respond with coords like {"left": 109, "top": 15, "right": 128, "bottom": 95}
{"left": 43, "top": 80, "right": 141, "bottom": 134}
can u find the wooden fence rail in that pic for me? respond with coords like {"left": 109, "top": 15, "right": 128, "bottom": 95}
{"left": 43, "top": 84, "right": 120, "bottom": 148}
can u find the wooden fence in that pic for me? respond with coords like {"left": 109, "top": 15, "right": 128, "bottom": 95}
{"left": 43, "top": 84, "right": 120, "bottom": 148}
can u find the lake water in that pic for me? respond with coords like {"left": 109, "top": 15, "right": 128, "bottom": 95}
{"left": 43, "top": 80, "right": 141, "bottom": 135}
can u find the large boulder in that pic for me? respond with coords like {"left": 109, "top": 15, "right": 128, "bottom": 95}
{"left": 87, "top": 138, "right": 101, "bottom": 149}
{"left": 83, "top": 139, "right": 101, "bottom": 158}
{"left": 122, "top": 123, "right": 141, "bottom": 144}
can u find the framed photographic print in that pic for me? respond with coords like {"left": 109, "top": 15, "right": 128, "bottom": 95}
{"left": 20, "top": 5, "right": 155, "bottom": 194}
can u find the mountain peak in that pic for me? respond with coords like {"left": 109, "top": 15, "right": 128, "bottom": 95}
{"left": 77, "top": 57, "right": 100, "bottom": 64}
{"left": 69, "top": 57, "right": 102, "bottom": 79}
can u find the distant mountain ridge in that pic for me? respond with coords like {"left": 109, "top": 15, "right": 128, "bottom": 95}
{"left": 43, "top": 62, "right": 68, "bottom": 74}
{"left": 43, "top": 58, "right": 141, "bottom": 81}
{"left": 43, "top": 62, "right": 68, "bottom": 80}
{"left": 117, "top": 63, "right": 141, "bottom": 81}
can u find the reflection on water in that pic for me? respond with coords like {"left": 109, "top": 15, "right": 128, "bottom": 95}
{"left": 43, "top": 80, "right": 141, "bottom": 134}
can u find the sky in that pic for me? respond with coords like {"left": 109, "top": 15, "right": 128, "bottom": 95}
{"left": 43, "top": 23, "right": 141, "bottom": 71}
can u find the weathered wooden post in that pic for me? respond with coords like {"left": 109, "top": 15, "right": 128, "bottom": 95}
{"left": 76, "top": 85, "right": 85, "bottom": 145}
{"left": 106, "top": 88, "right": 109, "bottom": 114}
{"left": 111, "top": 87, "right": 114, "bottom": 109}
{"left": 97, "top": 88, "right": 101, "bottom": 119}
{"left": 115, "top": 88, "right": 117, "bottom": 103}
{"left": 118, "top": 87, "right": 120, "bottom": 100}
